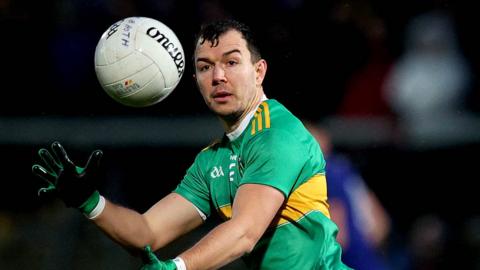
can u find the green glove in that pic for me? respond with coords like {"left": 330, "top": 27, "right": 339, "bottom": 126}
{"left": 32, "top": 141, "right": 103, "bottom": 214}
{"left": 140, "top": 246, "right": 177, "bottom": 270}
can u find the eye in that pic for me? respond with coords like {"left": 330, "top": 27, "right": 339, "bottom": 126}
{"left": 197, "top": 64, "right": 211, "bottom": 72}
{"left": 227, "top": 60, "right": 238, "bottom": 66}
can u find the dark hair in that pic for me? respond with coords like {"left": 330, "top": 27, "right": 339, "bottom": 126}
{"left": 194, "top": 19, "right": 262, "bottom": 63}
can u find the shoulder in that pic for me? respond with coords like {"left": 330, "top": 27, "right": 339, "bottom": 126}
{"left": 244, "top": 122, "right": 308, "bottom": 158}
{"left": 249, "top": 99, "right": 304, "bottom": 138}
{"left": 192, "top": 137, "right": 226, "bottom": 165}
{"left": 240, "top": 99, "right": 315, "bottom": 156}
{"left": 200, "top": 138, "right": 223, "bottom": 152}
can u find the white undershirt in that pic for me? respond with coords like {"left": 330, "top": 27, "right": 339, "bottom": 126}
{"left": 227, "top": 95, "right": 268, "bottom": 141}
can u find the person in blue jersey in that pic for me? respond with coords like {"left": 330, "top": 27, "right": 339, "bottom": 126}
{"left": 307, "top": 123, "right": 392, "bottom": 270}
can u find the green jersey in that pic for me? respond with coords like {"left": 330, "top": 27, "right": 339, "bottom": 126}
{"left": 175, "top": 99, "right": 350, "bottom": 269}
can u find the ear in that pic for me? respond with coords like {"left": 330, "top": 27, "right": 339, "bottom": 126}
{"left": 255, "top": 59, "right": 267, "bottom": 86}
{"left": 192, "top": 73, "right": 202, "bottom": 90}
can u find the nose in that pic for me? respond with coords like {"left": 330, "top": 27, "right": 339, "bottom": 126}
{"left": 212, "top": 65, "right": 226, "bottom": 85}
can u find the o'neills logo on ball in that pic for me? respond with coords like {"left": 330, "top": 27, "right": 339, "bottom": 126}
{"left": 146, "top": 27, "right": 185, "bottom": 78}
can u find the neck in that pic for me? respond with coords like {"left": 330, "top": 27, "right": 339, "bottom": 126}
{"left": 221, "top": 89, "right": 265, "bottom": 133}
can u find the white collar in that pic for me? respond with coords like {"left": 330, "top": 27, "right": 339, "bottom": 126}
{"left": 226, "top": 95, "right": 268, "bottom": 141}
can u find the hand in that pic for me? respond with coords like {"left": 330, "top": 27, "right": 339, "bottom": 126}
{"left": 140, "top": 245, "right": 177, "bottom": 270}
{"left": 32, "top": 141, "right": 103, "bottom": 211}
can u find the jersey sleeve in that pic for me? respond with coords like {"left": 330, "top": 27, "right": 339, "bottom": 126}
{"left": 174, "top": 154, "right": 211, "bottom": 217}
{"left": 240, "top": 129, "right": 308, "bottom": 198}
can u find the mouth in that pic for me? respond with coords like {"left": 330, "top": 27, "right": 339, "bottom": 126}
{"left": 212, "top": 90, "right": 233, "bottom": 103}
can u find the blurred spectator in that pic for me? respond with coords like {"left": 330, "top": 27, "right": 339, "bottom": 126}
{"left": 383, "top": 9, "right": 472, "bottom": 132}
{"left": 462, "top": 216, "right": 480, "bottom": 269}
{"left": 407, "top": 214, "right": 448, "bottom": 270}
{"left": 333, "top": 0, "right": 395, "bottom": 119}
{"left": 306, "top": 122, "right": 393, "bottom": 270}
{"left": 194, "top": 0, "right": 231, "bottom": 22}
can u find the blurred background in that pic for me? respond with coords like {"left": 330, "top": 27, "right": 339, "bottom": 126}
{"left": 1, "top": 0, "right": 480, "bottom": 269}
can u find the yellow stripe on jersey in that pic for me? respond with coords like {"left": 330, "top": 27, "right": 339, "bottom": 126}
{"left": 251, "top": 102, "right": 271, "bottom": 135}
{"left": 257, "top": 110, "right": 263, "bottom": 132}
{"left": 251, "top": 118, "right": 256, "bottom": 135}
{"left": 216, "top": 174, "right": 329, "bottom": 227}
{"left": 263, "top": 102, "right": 271, "bottom": 128}
{"left": 271, "top": 174, "right": 330, "bottom": 227}
{"left": 201, "top": 138, "right": 222, "bottom": 152}
{"left": 218, "top": 204, "right": 232, "bottom": 220}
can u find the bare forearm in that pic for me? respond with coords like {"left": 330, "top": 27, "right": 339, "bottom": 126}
{"left": 90, "top": 193, "right": 204, "bottom": 255}
{"left": 177, "top": 184, "right": 285, "bottom": 270}
{"left": 92, "top": 199, "right": 155, "bottom": 252}
{"left": 180, "top": 219, "right": 257, "bottom": 270}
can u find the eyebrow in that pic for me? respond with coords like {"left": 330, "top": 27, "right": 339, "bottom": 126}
{"left": 196, "top": 49, "right": 242, "bottom": 64}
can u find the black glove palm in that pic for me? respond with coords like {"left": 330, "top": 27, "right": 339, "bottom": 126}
{"left": 32, "top": 141, "right": 103, "bottom": 209}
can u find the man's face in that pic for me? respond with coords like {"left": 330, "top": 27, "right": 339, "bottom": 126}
{"left": 194, "top": 30, "right": 265, "bottom": 121}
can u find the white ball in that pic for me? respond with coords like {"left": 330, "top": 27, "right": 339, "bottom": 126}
{"left": 94, "top": 17, "right": 185, "bottom": 107}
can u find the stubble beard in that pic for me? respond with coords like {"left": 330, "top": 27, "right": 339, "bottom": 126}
{"left": 214, "top": 104, "right": 244, "bottom": 127}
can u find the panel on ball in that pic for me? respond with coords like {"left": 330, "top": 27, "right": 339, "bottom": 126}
{"left": 94, "top": 18, "right": 138, "bottom": 66}
{"left": 135, "top": 21, "right": 185, "bottom": 90}
{"left": 102, "top": 62, "right": 164, "bottom": 107}
{"left": 95, "top": 50, "right": 153, "bottom": 85}
{"left": 121, "top": 71, "right": 172, "bottom": 107}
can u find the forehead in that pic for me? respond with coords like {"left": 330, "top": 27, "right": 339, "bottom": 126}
{"left": 195, "top": 30, "right": 249, "bottom": 59}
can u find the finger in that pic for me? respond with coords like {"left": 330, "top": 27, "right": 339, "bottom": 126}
{"left": 84, "top": 150, "right": 103, "bottom": 175}
{"left": 32, "top": 164, "right": 58, "bottom": 184}
{"left": 51, "top": 141, "right": 75, "bottom": 170}
{"left": 38, "top": 185, "right": 56, "bottom": 197}
{"left": 142, "top": 245, "right": 157, "bottom": 264}
{"left": 32, "top": 165, "right": 58, "bottom": 197}
{"left": 38, "top": 148, "right": 60, "bottom": 172}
